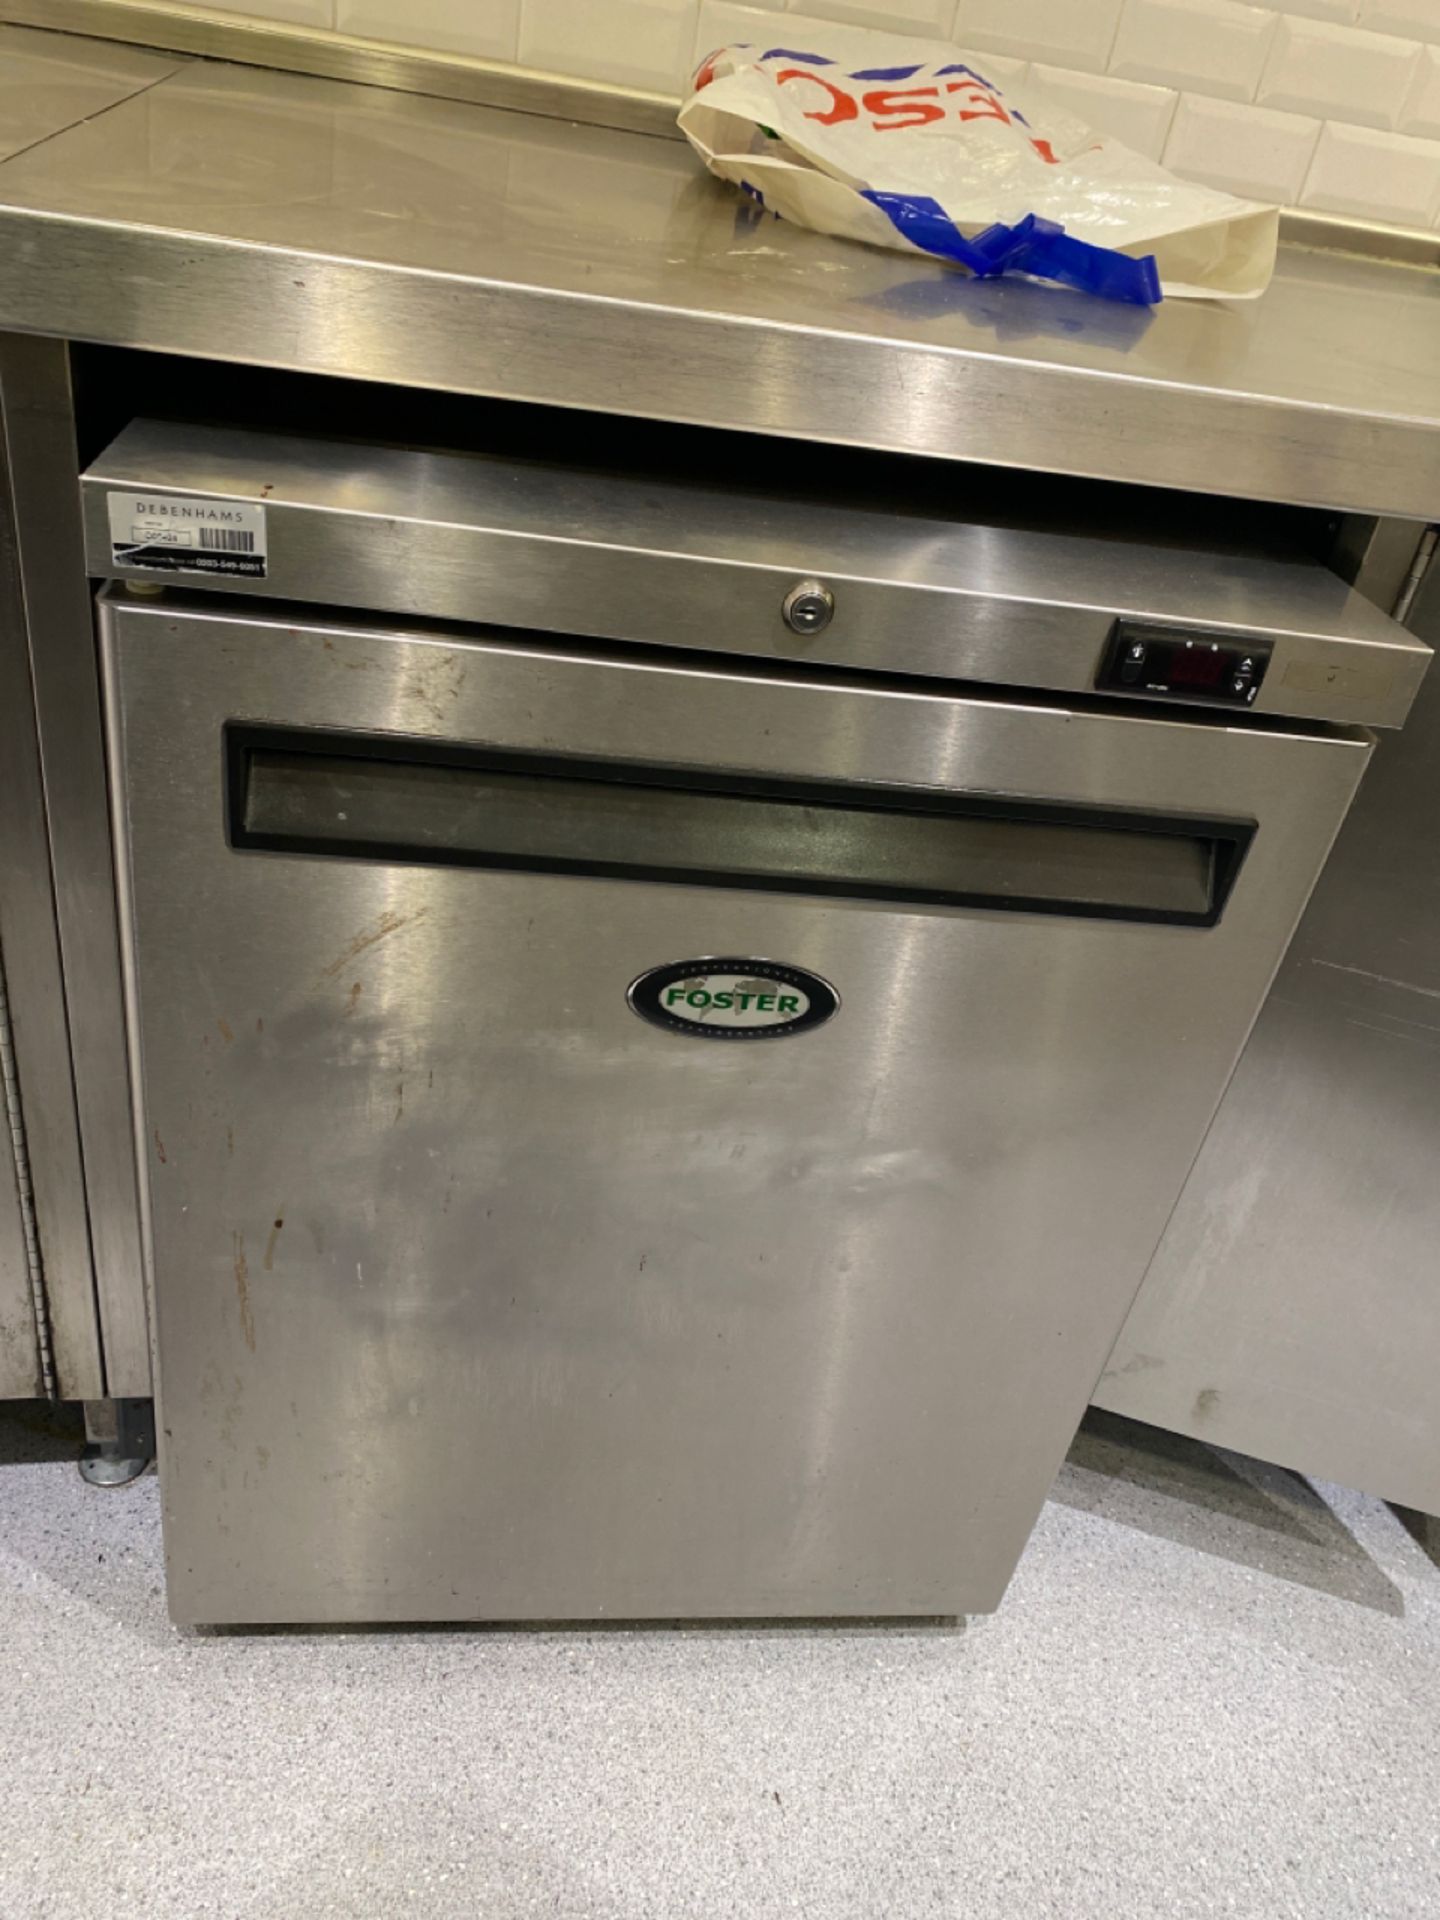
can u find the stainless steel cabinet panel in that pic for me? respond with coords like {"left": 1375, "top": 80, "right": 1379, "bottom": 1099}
{"left": 0, "top": 1186, "right": 38, "bottom": 1396}
{"left": 0, "top": 335, "right": 149, "bottom": 1397}
{"left": 1096, "top": 556, "right": 1440, "bottom": 1513}
{"left": 0, "top": 947, "right": 42, "bottom": 1398}
{"left": 104, "top": 595, "right": 1367, "bottom": 1624}
{"left": 82, "top": 422, "right": 1430, "bottom": 731}
{"left": 0, "top": 338, "right": 107, "bottom": 1399}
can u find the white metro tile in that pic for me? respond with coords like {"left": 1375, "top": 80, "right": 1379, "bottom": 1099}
{"left": 521, "top": 0, "right": 701, "bottom": 90}
{"left": 1258, "top": 18, "right": 1420, "bottom": 129}
{"left": 692, "top": 5, "right": 1021, "bottom": 71}
{"left": 785, "top": 0, "right": 953, "bottom": 34}
{"left": 203, "top": 0, "right": 333, "bottom": 23}
{"left": 1401, "top": 45, "right": 1440, "bottom": 136}
{"left": 1027, "top": 63, "right": 1176, "bottom": 156}
{"left": 336, "top": 0, "right": 517, "bottom": 57}
{"left": 694, "top": 2, "right": 891, "bottom": 68}
{"left": 696, "top": 0, "right": 786, "bottom": 65}
{"left": 965, "top": 52, "right": 1029, "bottom": 84}
{"left": 1356, "top": 0, "right": 1440, "bottom": 37}
{"left": 1271, "top": 0, "right": 1359, "bottom": 17}
{"left": 1109, "top": 0, "right": 1277, "bottom": 104}
{"left": 953, "top": 0, "right": 1125, "bottom": 75}
{"left": 1300, "top": 118, "right": 1440, "bottom": 221}
{"left": 1162, "top": 91, "right": 1319, "bottom": 200}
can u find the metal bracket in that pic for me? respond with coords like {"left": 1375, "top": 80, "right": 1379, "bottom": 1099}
{"left": 78, "top": 1395, "right": 155, "bottom": 1486}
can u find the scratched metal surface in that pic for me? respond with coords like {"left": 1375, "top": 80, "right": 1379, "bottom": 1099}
{"left": 103, "top": 589, "right": 1369, "bottom": 1624}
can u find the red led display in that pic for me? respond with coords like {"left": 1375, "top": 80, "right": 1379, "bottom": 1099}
{"left": 1167, "top": 645, "right": 1227, "bottom": 689}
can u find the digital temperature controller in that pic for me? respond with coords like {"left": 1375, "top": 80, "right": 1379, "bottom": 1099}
{"left": 1098, "top": 622, "right": 1272, "bottom": 706}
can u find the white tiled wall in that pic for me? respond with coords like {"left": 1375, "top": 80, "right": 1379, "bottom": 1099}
{"left": 101, "top": 0, "right": 1440, "bottom": 225}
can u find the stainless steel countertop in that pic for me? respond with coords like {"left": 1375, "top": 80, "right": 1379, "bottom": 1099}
{"left": 1, "top": 38, "right": 1438, "bottom": 516}
{"left": 0, "top": 23, "right": 181, "bottom": 162}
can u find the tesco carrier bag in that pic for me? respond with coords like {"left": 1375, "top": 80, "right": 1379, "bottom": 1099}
{"left": 679, "top": 26, "right": 1279, "bottom": 303}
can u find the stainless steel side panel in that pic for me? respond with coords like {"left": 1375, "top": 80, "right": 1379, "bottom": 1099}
{"left": 1094, "top": 550, "right": 1440, "bottom": 1514}
{"left": 0, "top": 945, "right": 42, "bottom": 1396}
{"left": 104, "top": 594, "right": 1368, "bottom": 1624}
{"left": 0, "top": 335, "right": 106, "bottom": 1397}
{"left": 0, "top": 333, "right": 149, "bottom": 1396}
{"left": 83, "top": 423, "right": 1431, "bottom": 729}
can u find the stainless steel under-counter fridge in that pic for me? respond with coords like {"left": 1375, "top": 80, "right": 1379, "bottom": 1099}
{"left": 88, "top": 420, "right": 1427, "bottom": 1624}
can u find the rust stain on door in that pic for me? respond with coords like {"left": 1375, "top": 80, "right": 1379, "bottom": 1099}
{"left": 319, "top": 908, "right": 428, "bottom": 981}
{"left": 233, "top": 1232, "right": 255, "bottom": 1353}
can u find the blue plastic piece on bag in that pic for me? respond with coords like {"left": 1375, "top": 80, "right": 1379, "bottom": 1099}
{"left": 933, "top": 63, "right": 1000, "bottom": 87}
{"left": 860, "top": 193, "right": 1162, "bottom": 306}
{"left": 974, "top": 213, "right": 1163, "bottom": 305}
{"left": 860, "top": 191, "right": 997, "bottom": 274}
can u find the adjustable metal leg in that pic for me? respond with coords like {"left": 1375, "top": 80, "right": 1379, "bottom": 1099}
{"left": 79, "top": 1396, "right": 155, "bottom": 1486}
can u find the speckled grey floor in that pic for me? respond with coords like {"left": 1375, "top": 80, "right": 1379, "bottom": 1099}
{"left": 2, "top": 1402, "right": 1438, "bottom": 1920}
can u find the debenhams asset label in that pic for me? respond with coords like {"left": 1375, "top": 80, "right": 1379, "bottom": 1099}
{"left": 107, "top": 491, "right": 267, "bottom": 578}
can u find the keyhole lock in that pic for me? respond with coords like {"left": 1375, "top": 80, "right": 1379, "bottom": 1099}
{"left": 782, "top": 579, "right": 835, "bottom": 636}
